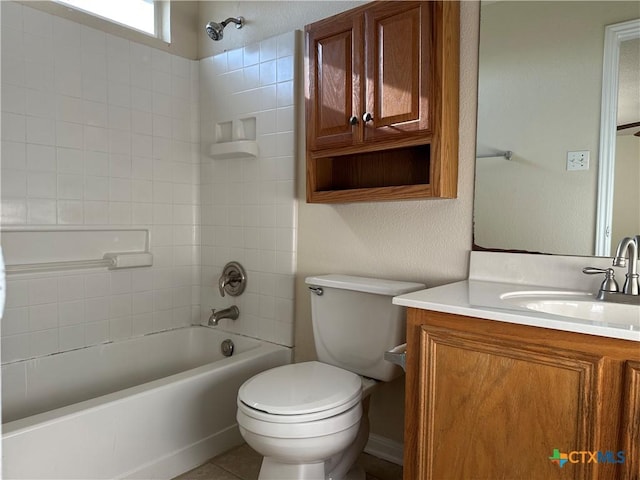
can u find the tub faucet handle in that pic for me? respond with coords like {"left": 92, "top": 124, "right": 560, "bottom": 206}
{"left": 218, "top": 261, "right": 247, "bottom": 297}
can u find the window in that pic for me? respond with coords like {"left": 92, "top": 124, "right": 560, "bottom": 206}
{"left": 54, "top": 0, "right": 165, "bottom": 38}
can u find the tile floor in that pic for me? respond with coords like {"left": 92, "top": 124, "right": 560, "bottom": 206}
{"left": 174, "top": 443, "right": 403, "bottom": 480}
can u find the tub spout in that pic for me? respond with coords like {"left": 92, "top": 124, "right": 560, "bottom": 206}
{"left": 209, "top": 306, "right": 239, "bottom": 326}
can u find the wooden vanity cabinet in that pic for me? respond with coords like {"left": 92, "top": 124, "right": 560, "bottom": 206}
{"left": 304, "top": 1, "right": 459, "bottom": 203}
{"left": 404, "top": 308, "right": 640, "bottom": 480}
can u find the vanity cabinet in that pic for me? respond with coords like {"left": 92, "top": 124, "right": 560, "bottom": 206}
{"left": 404, "top": 308, "right": 640, "bottom": 480}
{"left": 304, "top": 1, "right": 459, "bottom": 203}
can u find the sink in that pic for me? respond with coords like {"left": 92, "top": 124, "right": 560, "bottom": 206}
{"left": 500, "top": 291, "right": 640, "bottom": 328}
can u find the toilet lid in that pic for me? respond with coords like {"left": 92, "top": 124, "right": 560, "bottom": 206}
{"left": 238, "top": 361, "right": 362, "bottom": 416}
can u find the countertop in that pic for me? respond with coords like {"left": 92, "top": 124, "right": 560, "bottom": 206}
{"left": 393, "top": 280, "right": 640, "bottom": 342}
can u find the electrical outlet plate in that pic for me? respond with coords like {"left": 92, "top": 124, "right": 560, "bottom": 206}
{"left": 567, "top": 151, "right": 590, "bottom": 171}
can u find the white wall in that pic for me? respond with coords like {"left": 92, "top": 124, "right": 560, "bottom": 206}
{"left": 198, "top": 32, "right": 298, "bottom": 346}
{"left": 475, "top": 1, "right": 639, "bottom": 255}
{"left": 0, "top": 2, "right": 201, "bottom": 362}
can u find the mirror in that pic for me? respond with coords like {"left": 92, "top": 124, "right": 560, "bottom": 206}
{"left": 474, "top": 1, "right": 640, "bottom": 256}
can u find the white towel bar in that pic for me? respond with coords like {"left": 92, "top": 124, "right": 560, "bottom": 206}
{"left": 5, "top": 252, "right": 153, "bottom": 275}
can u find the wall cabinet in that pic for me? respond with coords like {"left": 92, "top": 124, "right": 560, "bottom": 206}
{"left": 304, "top": 1, "right": 459, "bottom": 203}
{"left": 404, "top": 308, "right": 640, "bottom": 480}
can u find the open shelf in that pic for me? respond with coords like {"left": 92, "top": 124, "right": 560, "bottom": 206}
{"left": 307, "top": 144, "right": 432, "bottom": 203}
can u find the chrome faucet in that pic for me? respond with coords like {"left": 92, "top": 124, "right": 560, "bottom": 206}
{"left": 612, "top": 235, "right": 639, "bottom": 295}
{"left": 218, "top": 261, "right": 247, "bottom": 297}
{"left": 208, "top": 306, "right": 239, "bottom": 326}
{"left": 584, "top": 235, "right": 640, "bottom": 305}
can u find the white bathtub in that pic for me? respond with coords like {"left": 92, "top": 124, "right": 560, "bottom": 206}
{"left": 2, "top": 327, "right": 291, "bottom": 479}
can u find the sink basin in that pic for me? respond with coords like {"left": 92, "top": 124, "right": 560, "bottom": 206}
{"left": 501, "top": 291, "right": 640, "bottom": 328}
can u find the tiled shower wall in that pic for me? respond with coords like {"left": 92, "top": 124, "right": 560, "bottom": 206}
{"left": 199, "top": 32, "right": 298, "bottom": 347}
{"left": 0, "top": 2, "right": 201, "bottom": 363}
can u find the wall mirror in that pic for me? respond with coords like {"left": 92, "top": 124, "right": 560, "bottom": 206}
{"left": 474, "top": 1, "right": 640, "bottom": 257}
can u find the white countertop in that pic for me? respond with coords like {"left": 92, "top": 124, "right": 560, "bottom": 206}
{"left": 393, "top": 280, "right": 640, "bottom": 342}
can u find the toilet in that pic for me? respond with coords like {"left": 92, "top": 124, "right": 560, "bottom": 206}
{"left": 236, "top": 274, "right": 425, "bottom": 480}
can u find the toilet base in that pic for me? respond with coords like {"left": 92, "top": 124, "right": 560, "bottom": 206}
{"left": 258, "top": 458, "right": 324, "bottom": 480}
{"left": 257, "top": 458, "right": 366, "bottom": 480}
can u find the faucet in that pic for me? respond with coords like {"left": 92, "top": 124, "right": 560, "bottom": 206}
{"left": 208, "top": 306, "right": 240, "bottom": 326}
{"left": 612, "top": 235, "right": 639, "bottom": 295}
{"left": 584, "top": 235, "right": 640, "bottom": 305}
{"left": 218, "top": 261, "right": 247, "bottom": 297}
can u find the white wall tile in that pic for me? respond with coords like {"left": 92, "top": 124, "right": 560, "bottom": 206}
{"left": 82, "top": 76, "right": 108, "bottom": 103}
{"left": 2, "top": 9, "right": 296, "bottom": 360}
{"left": 29, "top": 303, "right": 58, "bottom": 330}
{"left": 55, "top": 121, "right": 86, "bottom": 149}
{"left": 59, "top": 325, "right": 85, "bottom": 351}
{"left": 27, "top": 198, "right": 56, "bottom": 224}
{"left": 2, "top": 1, "right": 23, "bottom": 28}
{"left": 26, "top": 116, "right": 55, "bottom": 145}
{"left": 260, "top": 37, "right": 277, "bottom": 62}
{"left": 83, "top": 201, "right": 109, "bottom": 224}
{"left": 2, "top": 198, "right": 27, "bottom": 224}
{"left": 85, "top": 320, "right": 109, "bottom": 345}
{"left": 2, "top": 84, "right": 26, "bottom": 115}
{"left": 57, "top": 147, "right": 85, "bottom": 174}
{"left": 108, "top": 202, "right": 132, "bottom": 224}
{"left": 58, "top": 174, "right": 84, "bottom": 199}
{"left": 110, "top": 294, "right": 132, "bottom": 318}
{"left": 197, "top": 32, "right": 297, "bottom": 346}
{"left": 58, "top": 300, "right": 85, "bottom": 326}
{"left": 2, "top": 112, "right": 26, "bottom": 142}
{"left": 58, "top": 276, "right": 85, "bottom": 302}
{"left": 23, "top": 7, "right": 53, "bottom": 38}
{"left": 2, "top": 307, "right": 29, "bottom": 336}
{"left": 85, "top": 176, "right": 110, "bottom": 201}
{"left": 30, "top": 329, "right": 58, "bottom": 357}
{"left": 57, "top": 200, "right": 84, "bottom": 224}
{"left": 2, "top": 141, "right": 26, "bottom": 170}
{"left": 5, "top": 280, "right": 28, "bottom": 308}
{"left": 110, "top": 271, "right": 132, "bottom": 295}
{"left": 2, "top": 170, "right": 27, "bottom": 197}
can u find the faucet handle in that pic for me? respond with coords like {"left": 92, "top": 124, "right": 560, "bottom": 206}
{"left": 218, "top": 261, "right": 247, "bottom": 298}
{"left": 582, "top": 267, "right": 619, "bottom": 293}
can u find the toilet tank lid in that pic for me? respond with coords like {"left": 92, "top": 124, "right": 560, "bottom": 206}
{"left": 305, "top": 274, "right": 425, "bottom": 296}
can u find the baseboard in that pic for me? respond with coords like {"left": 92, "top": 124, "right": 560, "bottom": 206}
{"left": 122, "top": 424, "right": 244, "bottom": 480}
{"left": 364, "top": 433, "right": 404, "bottom": 466}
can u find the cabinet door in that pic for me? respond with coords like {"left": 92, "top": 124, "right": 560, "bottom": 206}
{"left": 363, "top": 1, "right": 431, "bottom": 143}
{"left": 620, "top": 361, "right": 640, "bottom": 480}
{"left": 407, "top": 324, "right": 604, "bottom": 480}
{"left": 305, "top": 13, "right": 362, "bottom": 151}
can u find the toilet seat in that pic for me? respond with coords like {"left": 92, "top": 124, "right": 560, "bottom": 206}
{"left": 238, "top": 361, "right": 362, "bottom": 423}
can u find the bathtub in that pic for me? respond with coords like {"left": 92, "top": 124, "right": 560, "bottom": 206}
{"left": 2, "top": 326, "right": 291, "bottom": 479}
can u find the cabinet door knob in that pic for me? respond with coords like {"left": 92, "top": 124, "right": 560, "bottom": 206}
{"left": 362, "top": 112, "right": 373, "bottom": 123}
{"left": 349, "top": 115, "right": 359, "bottom": 126}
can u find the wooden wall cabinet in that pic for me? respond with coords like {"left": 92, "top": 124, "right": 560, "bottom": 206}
{"left": 405, "top": 308, "right": 640, "bottom": 480}
{"left": 304, "top": 1, "right": 459, "bottom": 203}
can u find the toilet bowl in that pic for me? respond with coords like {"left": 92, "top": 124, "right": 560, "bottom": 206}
{"left": 236, "top": 361, "right": 370, "bottom": 480}
{"left": 236, "top": 275, "right": 425, "bottom": 480}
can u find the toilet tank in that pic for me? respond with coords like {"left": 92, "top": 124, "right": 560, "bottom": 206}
{"left": 305, "top": 275, "right": 425, "bottom": 382}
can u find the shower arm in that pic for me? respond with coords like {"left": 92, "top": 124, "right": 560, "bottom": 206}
{"left": 221, "top": 17, "right": 244, "bottom": 29}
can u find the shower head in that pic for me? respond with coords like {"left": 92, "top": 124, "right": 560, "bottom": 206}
{"left": 205, "top": 17, "right": 245, "bottom": 41}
